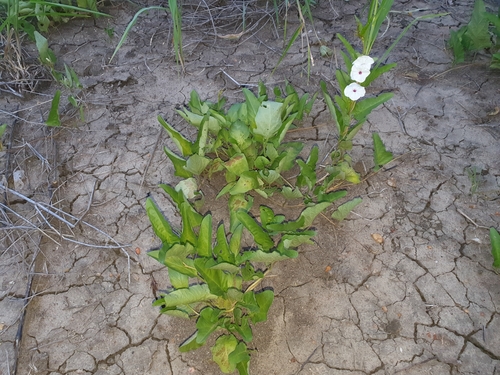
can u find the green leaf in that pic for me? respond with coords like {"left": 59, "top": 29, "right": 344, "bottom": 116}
{"left": 158, "top": 115, "right": 194, "bottom": 157}
{"left": 236, "top": 210, "right": 274, "bottom": 251}
{"left": 210, "top": 262, "right": 240, "bottom": 273}
{"left": 229, "top": 224, "right": 244, "bottom": 257}
{"left": 145, "top": 197, "right": 180, "bottom": 245}
{"left": 197, "top": 214, "right": 213, "bottom": 257}
{"left": 46, "top": 90, "right": 61, "bottom": 127}
{"left": 300, "top": 202, "right": 332, "bottom": 227}
{"left": 194, "top": 258, "right": 231, "bottom": 296}
{"left": 241, "top": 261, "right": 264, "bottom": 281}
{"left": 316, "top": 189, "right": 348, "bottom": 203}
{"left": 337, "top": 33, "right": 357, "bottom": 60}
{"left": 353, "top": 93, "right": 394, "bottom": 123}
{"left": 228, "top": 194, "right": 253, "bottom": 231}
{"left": 168, "top": 268, "right": 189, "bottom": 289}
{"left": 236, "top": 359, "right": 250, "bottom": 375}
{"left": 266, "top": 216, "right": 306, "bottom": 232}
{"left": 278, "top": 232, "right": 316, "bottom": 250}
{"left": 239, "top": 249, "right": 297, "bottom": 263}
{"left": 331, "top": 197, "right": 363, "bottom": 221}
{"left": 34, "top": 31, "right": 56, "bottom": 68}
{"left": 158, "top": 284, "right": 217, "bottom": 308}
{"left": 229, "top": 341, "right": 251, "bottom": 365}
{"left": 253, "top": 101, "right": 284, "bottom": 141}
{"left": 242, "top": 88, "right": 261, "bottom": 128}
{"left": 196, "top": 307, "right": 221, "bottom": 343}
{"left": 276, "top": 142, "right": 304, "bottom": 173}
{"left": 281, "top": 186, "right": 303, "bottom": 199}
{"left": 180, "top": 202, "right": 198, "bottom": 245}
{"left": 179, "top": 331, "right": 205, "bottom": 352}
{"left": 225, "top": 154, "right": 249, "bottom": 175}
{"left": 466, "top": 0, "right": 492, "bottom": 51}
{"left": 164, "top": 256, "right": 198, "bottom": 277}
{"left": 214, "top": 223, "right": 234, "bottom": 263}
{"left": 372, "top": 133, "right": 393, "bottom": 170}
{"left": 211, "top": 334, "right": 238, "bottom": 373}
{"left": 185, "top": 154, "right": 211, "bottom": 175}
{"left": 230, "top": 171, "right": 262, "bottom": 195}
{"left": 490, "top": 227, "right": 500, "bottom": 268}
{"left": 251, "top": 289, "right": 274, "bottom": 323}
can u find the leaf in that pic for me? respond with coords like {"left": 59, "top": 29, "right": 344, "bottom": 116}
{"left": 253, "top": 101, "right": 284, "bottom": 140}
{"left": 164, "top": 256, "right": 198, "bottom": 277}
{"left": 145, "top": 197, "right": 180, "bottom": 245}
{"left": 194, "top": 258, "right": 231, "bottom": 296}
{"left": 236, "top": 210, "right": 274, "bottom": 251}
{"left": 168, "top": 268, "right": 189, "bottom": 289}
{"left": 179, "top": 331, "right": 205, "bottom": 352}
{"left": 372, "top": 133, "right": 393, "bottom": 170}
{"left": 228, "top": 194, "right": 253, "bottom": 232}
{"left": 490, "top": 227, "right": 500, "bottom": 268}
{"left": 466, "top": 0, "right": 492, "bottom": 51}
{"left": 46, "top": 90, "right": 61, "bottom": 127}
{"left": 331, "top": 197, "right": 363, "bottom": 221}
{"left": 163, "top": 148, "right": 192, "bottom": 177}
{"left": 229, "top": 341, "right": 251, "bottom": 365}
{"left": 110, "top": 6, "right": 168, "bottom": 62}
{"left": 251, "top": 289, "right": 274, "bottom": 323}
{"left": 230, "top": 171, "right": 262, "bottom": 195}
{"left": 300, "top": 202, "right": 332, "bottom": 227}
{"left": 225, "top": 154, "right": 249, "bottom": 175}
{"left": 242, "top": 88, "right": 261, "bottom": 128}
{"left": 316, "top": 189, "right": 347, "bottom": 203}
{"left": 158, "top": 115, "right": 194, "bottom": 157}
{"left": 196, "top": 307, "right": 221, "bottom": 343}
{"left": 211, "top": 334, "right": 239, "bottom": 373}
{"left": 158, "top": 284, "right": 217, "bottom": 308}
{"left": 353, "top": 93, "right": 394, "bottom": 123}
{"left": 229, "top": 224, "right": 244, "bottom": 257}
{"left": 281, "top": 186, "right": 303, "bottom": 199}
{"left": 180, "top": 202, "right": 198, "bottom": 245}
{"left": 276, "top": 142, "right": 304, "bottom": 173}
{"left": 239, "top": 249, "right": 297, "bottom": 263}
{"left": 197, "top": 214, "right": 213, "bottom": 257}
{"left": 34, "top": 31, "right": 56, "bottom": 67}
{"left": 185, "top": 154, "right": 211, "bottom": 175}
{"left": 214, "top": 223, "right": 234, "bottom": 263}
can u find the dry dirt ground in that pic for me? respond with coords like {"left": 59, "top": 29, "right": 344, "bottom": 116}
{"left": 1, "top": 0, "right": 500, "bottom": 374}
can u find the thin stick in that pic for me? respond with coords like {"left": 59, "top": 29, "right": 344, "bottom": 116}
{"left": 456, "top": 208, "right": 489, "bottom": 230}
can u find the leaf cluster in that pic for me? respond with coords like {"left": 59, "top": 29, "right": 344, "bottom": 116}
{"left": 146, "top": 184, "right": 321, "bottom": 374}
{"left": 160, "top": 83, "right": 317, "bottom": 199}
{"left": 448, "top": 0, "right": 500, "bottom": 68}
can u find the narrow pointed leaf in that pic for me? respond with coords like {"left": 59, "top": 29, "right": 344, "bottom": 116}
{"left": 164, "top": 147, "right": 192, "bottom": 178}
{"left": 331, "top": 197, "right": 363, "bottom": 221}
{"left": 372, "top": 133, "right": 393, "bottom": 170}
{"left": 196, "top": 307, "right": 221, "bottom": 343}
{"left": 236, "top": 210, "right": 274, "bottom": 251}
{"left": 197, "top": 214, "right": 213, "bottom": 257}
{"left": 46, "top": 90, "right": 61, "bottom": 127}
{"left": 145, "top": 197, "right": 180, "bottom": 244}
{"left": 158, "top": 115, "right": 194, "bottom": 156}
{"left": 490, "top": 227, "right": 500, "bottom": 268}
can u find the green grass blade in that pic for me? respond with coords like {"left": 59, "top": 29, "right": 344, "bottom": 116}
{"left": 490, "top": 227, "right": 500, "bottom": 268}
{"left": 110, "top": 6, "right": 168, "bottom": 63}
{"left": 372, "top": 132, "right": 393, "bottom": 170}
{"left": 272, "top": 23, "right": 303, "bottom": 76}
{"left": 45, "top": 90, "right": 61, "bottom": 127}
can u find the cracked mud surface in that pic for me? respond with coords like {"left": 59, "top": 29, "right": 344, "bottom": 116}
{"left": 1, "top": 0, "right": 499, "bottom": 374}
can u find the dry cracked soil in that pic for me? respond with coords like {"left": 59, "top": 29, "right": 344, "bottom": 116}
{"left": 1, "top": 0, "right": 500, "bottom": 374}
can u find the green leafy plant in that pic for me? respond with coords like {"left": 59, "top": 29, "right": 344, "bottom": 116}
{"left": 448, "top": 0, "right": 500, "bottom": 68}
{"left": 146, "top": 183, "right": 319, "bottom": 374}
{"left": 159, "top": 83, "right": 317, "bottom": 200}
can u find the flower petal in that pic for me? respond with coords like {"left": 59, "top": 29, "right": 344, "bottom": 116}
{"left": 350, "top": 67, "right": 370, "bottom": 83}
{"left": 344, "top": 82, "right": 366, "bottom": 101}
{"left": 352, "top": 55, "right": 374, "bottom": 69}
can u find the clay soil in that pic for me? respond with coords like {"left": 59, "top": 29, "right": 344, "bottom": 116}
{"left": 1, "top": 0, "right": 500, "bottom": 374}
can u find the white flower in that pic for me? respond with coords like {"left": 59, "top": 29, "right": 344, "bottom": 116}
{"left": 344, "top": 82, "right": 366, "bottom": 101}
{"left": 350, "top": 67, "right": 371, "bottom": 83}
{"left": 352, "top": 55, "right": 374, "bottom": 69}
{"left": 175, "top": 178, "right": 198, "bottom": 199}
{"left": 350, "top": 55, "right": 374, "bottom": 83}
